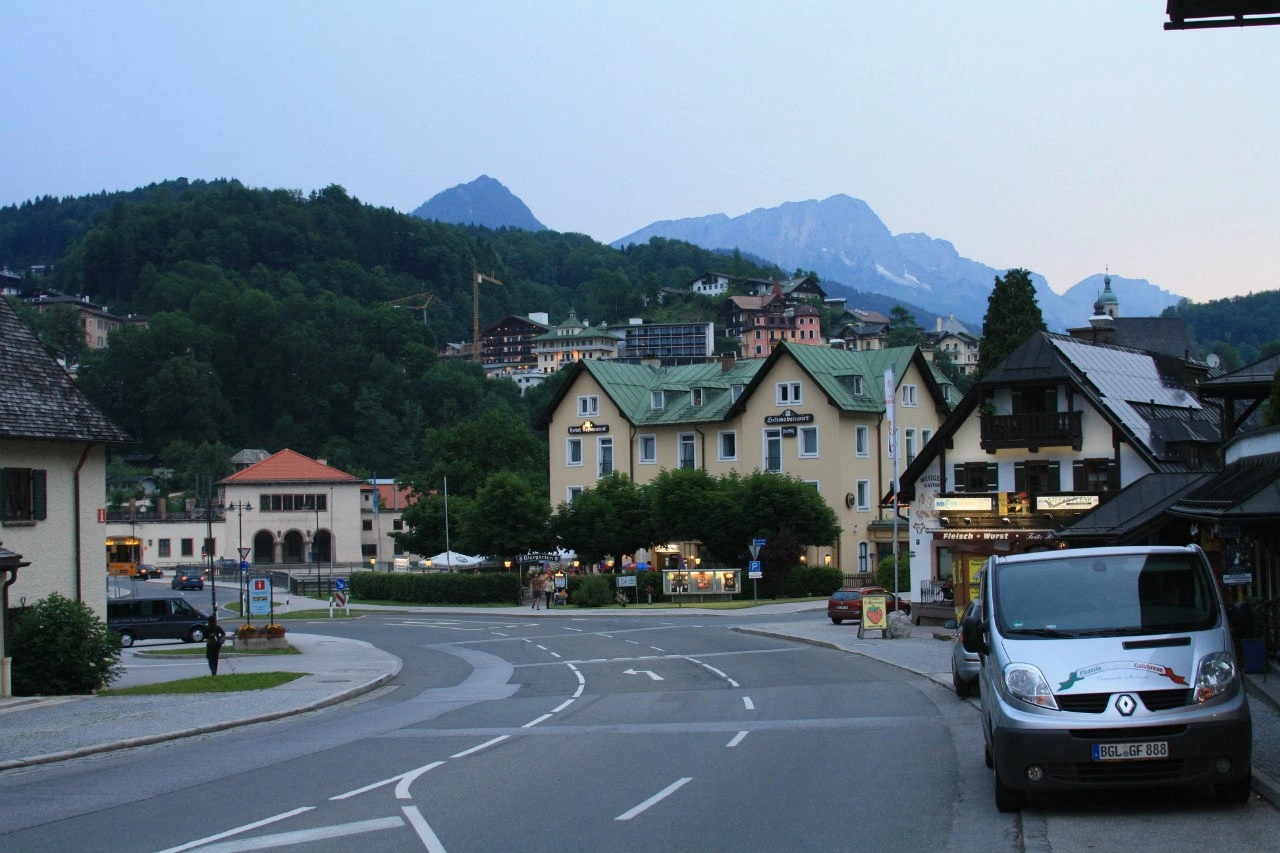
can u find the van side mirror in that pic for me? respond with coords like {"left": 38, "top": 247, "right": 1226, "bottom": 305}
{"left": 961, "top": 610, "right": 988, "bottom": 655}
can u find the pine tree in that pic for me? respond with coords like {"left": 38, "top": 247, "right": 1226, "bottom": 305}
{"left": 977, "top": 268, "right": 1046, "bottom": 378}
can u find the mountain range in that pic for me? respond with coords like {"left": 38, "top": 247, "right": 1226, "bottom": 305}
{"left": 414, "top": 178, "right": 1182, "bottom": 332}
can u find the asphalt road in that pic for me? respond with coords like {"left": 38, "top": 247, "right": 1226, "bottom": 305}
{"left": 2, "top": 610, "right": 1279, "bottom": 853}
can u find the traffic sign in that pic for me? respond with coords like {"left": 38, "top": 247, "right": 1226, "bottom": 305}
{"left": 748, "top": 560, "right": 762, "bottom": 579}
{"left": 750, "top": 537, "right": 765, "bottom": 560}
{"left": 334, "top": 578, "right": 347, "bottom": 591}
{"left": 238, "top": 547, "right": 251, "bottom": 561}
{"left": 334, "top": 591, "right": 347, "bottom": 607}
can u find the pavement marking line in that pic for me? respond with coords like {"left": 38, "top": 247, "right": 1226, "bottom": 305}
{"left": 490, "top": 632, "right": 509, "bottom": 636}
{"left": 626, "top": 640, "right": 640, "bottom": 644}
{"left": 552, "top": 698, "right": 575, "bottom": 713}
{"left": 523, "top": 713, "right": 554, "bottom": 727}
{"left": 153, "top": 806, "right": 315, "bottom": 853}
{"left": 402, "top": 805, "right": 448, "bottom": 853}
{"left": 173, "top": 816, "right": 405, "bottom": 853}
{"left": 743, "top": 697, "right": 755, "bottom": 710}
{"left": 615, "top": 777, "right": 693, "bottom": 821}
{"left": 396, "top": 762, "right": 446, "bottom": 799}
{"left": 727, "top": 731, "right": 748, "bottom": 748}
{"left": 451, "top": 736, "right": 509, "bottom": 758}
{"left": 650, "top": 646, "right": 665, "bottom": 652}
{"left": 563, "top": 627, "right": 583, "bottom": 632}
{"left": 549, "top": 651, "right": 562, "bottom": 658}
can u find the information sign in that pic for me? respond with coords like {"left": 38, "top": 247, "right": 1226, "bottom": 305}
{"left": 249, "top": 576, "right": 272, "bottom": 616}
{"left": 748, "top": 560, "right": 762, "bottom": 579}
{"left": 617, "top": 575, "right": 638, "bottom": 588}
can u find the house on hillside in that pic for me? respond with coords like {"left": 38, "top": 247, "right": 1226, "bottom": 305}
{"left": 531, "top": 310, "right": 624, "bottom": 373}
{"left": 0, "top": 297, "right": 133, "bottom": 697}
{"left": 22, "top": 289, "right": 147, "bottom": 351}
{"left": 480, "top": 313, "right": 552, "bottom": 374}
{"left": 830, "top": 308, "right": 891, "bottom": 352}
{"left": 539, "top": 343, "right": 954, "bottom": 574}
{"left": 928, "top": 314, "right": 981, "bottom": 376}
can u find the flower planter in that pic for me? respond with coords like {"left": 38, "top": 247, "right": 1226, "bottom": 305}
{"left": 234, "top": 637, "right": 290, "bottom": 651}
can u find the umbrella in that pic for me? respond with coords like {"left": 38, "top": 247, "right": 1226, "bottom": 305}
{"left": 635, "top": 562, "right": 651, "bottom": 571}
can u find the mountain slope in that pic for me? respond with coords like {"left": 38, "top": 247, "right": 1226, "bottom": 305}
{"left": 411, "top": 175, "right": 546, "bottom": 232}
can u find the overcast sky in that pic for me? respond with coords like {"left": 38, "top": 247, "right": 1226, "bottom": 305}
{"left": 4, "top": 2, "right": 1276, "bottom": 302}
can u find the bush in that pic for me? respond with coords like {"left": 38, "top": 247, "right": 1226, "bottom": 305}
{"left": 875, "top": 553, "right": 911, "bottom": 594}
{"left": 573, "top": 575, "right": 613, "bottom": 607}
{"left": 348, "top": 570, "right": 521, "bottom": 605}
{"left": 10, "top": 592, "right": 123, "bottom": 695}
{"left": 783, "top": 566, "right": 843, "bottom": 598}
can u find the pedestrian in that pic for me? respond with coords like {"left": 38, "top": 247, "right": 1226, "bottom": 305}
{"left": 531, "top": 574, "right": 543, "bottom": 610}
{"left": 205, "top": 625, "right": 224, "bottom": 676}
{"left": 544, "top": 575, "right": 555, "bottom": 609}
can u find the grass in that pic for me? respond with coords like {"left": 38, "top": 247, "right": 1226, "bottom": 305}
{"left": 136, "top": 646, "right": 300, "bottom": 656}
{"left": 101, "top": 671, "right": 307, "bottom": 695}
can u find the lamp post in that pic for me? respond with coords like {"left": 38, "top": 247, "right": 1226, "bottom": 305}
{"left": 198, "top": 477, "right": 223, "bottom": 675}
{"left": 226, "top": 500, "right": 252, "bottom": 625}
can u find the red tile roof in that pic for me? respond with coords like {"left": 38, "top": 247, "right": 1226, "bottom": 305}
{"left": 219, "top": 449, "right": 360, "bottom": 484}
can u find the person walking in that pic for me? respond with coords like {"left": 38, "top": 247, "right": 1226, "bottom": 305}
{"left": 530, "top": 574, "right": 543, "bottom": 610}
{"left": 544, "top": 574, "right": 555, "bottom": 609}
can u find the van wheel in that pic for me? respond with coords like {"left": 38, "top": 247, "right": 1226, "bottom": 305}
{"left": 187, "top": 625, "right": 206, "bottom": 643}
{"left": 953, "top": 672, "right": 972, "bottom": 698}
{"left": 994, "top": 767, "right": 1025, "bottom": 812}
{"left": 1215, "top": 773, "right": 1252, "bottom": 804}
{"left": 119, "top": 631, "right": 135, "bottom": 648}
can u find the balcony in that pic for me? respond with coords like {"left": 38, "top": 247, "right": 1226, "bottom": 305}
{"left": 980, "top": 410, "right": 1082, "bottom": 451}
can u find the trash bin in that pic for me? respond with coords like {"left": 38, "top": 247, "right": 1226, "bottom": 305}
{"left": 1242, "top": 638, "right": 1266, "bottom": 674}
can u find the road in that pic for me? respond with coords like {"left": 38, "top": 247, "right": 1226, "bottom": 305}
{"left": 2, "top": 611, "right": 1278, "bottom": 852}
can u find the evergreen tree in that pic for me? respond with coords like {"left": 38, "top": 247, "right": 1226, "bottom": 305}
{"left": 977, "top": 268, "right": 1046, "bottom": 378}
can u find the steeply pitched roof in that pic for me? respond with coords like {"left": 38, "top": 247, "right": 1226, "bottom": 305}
{"left": 0, "top": 297, "right": 133, "bottom": 443}
{"left": 1058, "top": 472, "right": 1210, "bottom": 544}
{"left": 1167, "top": 452, "right": 1280, "bottom": 522}
{"left": 220, "top": 449, "right": 360, "bottom": 485}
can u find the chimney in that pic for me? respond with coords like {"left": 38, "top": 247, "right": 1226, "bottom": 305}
{"left": 721, "top": 352, "right": 736, "bottom": 372}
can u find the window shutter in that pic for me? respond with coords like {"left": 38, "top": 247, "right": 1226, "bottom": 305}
{"left": 1047, "top": 461, "right": 1060, "bottom": 490}
{"left": 1073, "top": 460, "right": 1085, "bottom": 491}
{"left": 33, "top": 469, "right": 47, "bottom": 519}
{"left": 953, "top": 464, "right": 966, "bottom": 492}
{"left": 0, "top": 468, "right": 7, "bottom": 517}
{"left": 1014, "top": 462, "right": 1026, "bottom": 492}
{"left": 985, "top": 464, "right": 999, "bottom": 492}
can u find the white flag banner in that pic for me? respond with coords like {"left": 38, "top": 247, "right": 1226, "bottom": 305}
{"left": 884, "top": 368, "right": 897, "bottom": 461}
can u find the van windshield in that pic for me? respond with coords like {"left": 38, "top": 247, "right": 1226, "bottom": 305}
{"left": 994, "top": 552, "right": 1217, "bottom": 637}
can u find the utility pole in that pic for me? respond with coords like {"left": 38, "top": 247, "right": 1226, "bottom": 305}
{"left": 472, "top": 264, "right": 502, "bottom": 362}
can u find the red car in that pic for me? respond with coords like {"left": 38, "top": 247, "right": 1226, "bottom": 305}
{"left": 827, "top": 586, "right": 911, "bottom": 625}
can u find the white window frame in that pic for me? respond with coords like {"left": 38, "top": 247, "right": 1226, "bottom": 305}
{"left": 731, "top": 384, "right": 744, "bottom": 402}
{"left": 598, "top": 436, "right": 614, "bottom": 478}
{"left": 577, "top": 394, "right": 600, "bottom": 417}
{"left": 566, "top": 437, "right": 583, "bottom": 467}
{"left": 651, "top": 390, "right": 665, "bottom": 410}
{"left": 901, "top": 384, "right": 918, "bottom": 407}
{"left": 922, "top": 428, "right": 934, "bottom": 449}
{"left": 690, "top": 388, "right": 703, "bottom": 407}
{"left": 764, "top": 428, "right": 783, "bottom": 472}
{"left": 856, "top": 479, "right": 871, "bottom": 511}
{"left": 799, "top": 425, "right": 819, "bottom": 458}
{"left": 775, "top": 381, "right": 802, "bottom": 406}
{"left": 718, "top": 430, "right": 738, "bottom": 461}
{"left": 849, "top": 375, "right": 864, "bottom": 396}
{"left": 855, "top": 425, "right": 869, "bottom": 458}
{"left": 678, "top": 433, "right": 696, "bottom": 470}
{"left": 567, "top": 486, "right": 583, "bottom": 503}
{"left": 638, "top": 434, "right": 657, "bottom": 464}
{"left": 905, "top": 428, "right": 917, "bottom": 464}
{"left": 858, "top": 541, "right": 871, "bottom": 573}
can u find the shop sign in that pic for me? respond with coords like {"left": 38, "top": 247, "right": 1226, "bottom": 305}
{"left": 934, "top": 496, "right": 993, "bottom": 511}
{"left": 765, "top": 409, "right": 814, "bottom": 425}
{"left": 934, "top": 530, "right": 1056, "bottom": 543}
{"left": 1036, "top": 494, "right": 1100, "bottom": 511}
{"left": 568, "top": 420, "right": 609, "bottom": 434}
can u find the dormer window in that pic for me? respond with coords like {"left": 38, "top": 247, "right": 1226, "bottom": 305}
{"left": 731, "top": 384, "right": 744, "bottom": 402}
{"left": 690, "top": 388, "right": 704, "bottom": 407}
{"left": 651, "top": 390, "right": 665, "bottom": 410}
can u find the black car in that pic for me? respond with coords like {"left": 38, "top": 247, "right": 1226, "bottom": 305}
{"left": 171, "top": 568, "right": 205, "bottom": 590}
{"left": 108, "top": 597, "right": 223, "bottom": 647}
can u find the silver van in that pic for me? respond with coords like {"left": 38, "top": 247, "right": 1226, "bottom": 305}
{"left": 961, "top": 545, "right": 1251, "bottom": 811}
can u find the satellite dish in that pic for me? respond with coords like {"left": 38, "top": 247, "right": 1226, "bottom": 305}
{"left": 1207, "top": 353, "right": 1221, "bottom": 369}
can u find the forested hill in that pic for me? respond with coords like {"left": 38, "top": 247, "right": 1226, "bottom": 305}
{"left": 0, "top": 180, "right": 796, "bottom": 485}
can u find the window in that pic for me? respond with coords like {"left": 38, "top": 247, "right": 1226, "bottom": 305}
{"left": 776, "top": 381, "right": 802, "bottom": 406}
{"left": 181, "top": 538, "right": 195, "bottom": 557}
{"left": 362, "top": 519, "right": 373, "bottom": 531}
{"left": 577, "top": 395, "right": 600, "bottom": 417}
{"left": 922, "top": 428, "right": 934, "bottom": 449}
{"left": 719, "top": 430, "right": 737, "bottom": 461}
{"left": 157, "top": 539, "right": 171, "bottom": 558}
{"left": 639, "top": 434, "right": 657, "bottom": 464}
{"left": 799, "top": 426, "right": 818, "bottom": 457}
{"left": 393, "top": 519, "right": 403, "bottom": 531}
{"left": 858, "top": 542, "right": 871, "bottom": 573}
{"left": 731, "top": 384, "right": 744, "bottom": 402}
{"left": 1014, "top": 460, "right": 1060, "bottom": 493}
{"left": 764, "top": 429, "right": 782, "bottom": 471}
{"left": 848, "top": 375, "right": 864, "bottom": 396}
{"left": 690, "top": 388, "right": 704, "bottom": 407}
{"left": 1073, "top": 458, "right": 1111, "bottom": 492}
{"left": 1, "top": 467, "right": 47, "bottom": 521}
{"left": 260, "top": 493, "right": 327, "bottom": 512}
{"left": 955, "top": 462, "right": 998, "bottom": 493}
{"left": 904, "top": 428, "right": 917, "bottom": 464}
{"left": 567, "top": 437, "right": 583, "bottom": 467}
{"left": 678, "top": 433, "right": 696, "bottom": 470}
{"left": 598, "top": 437, "right": 614, "bottom": 478}
{"left": 567, "top": 486, "right": 583, "bottom": 503}
{"left": 856, "top": 479, "right": 870, "bottom": 511}
{"left": 901, "top": 384, "right": 918, "bottom": 407}
{"left": 855, "top": 426, "right": 869, "bottom": 457}
{"left": 651, "top": 390, "right": 665, "bottom": 410}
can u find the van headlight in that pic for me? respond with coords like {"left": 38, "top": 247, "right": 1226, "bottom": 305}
{"left": 1193, "top": 652, "right": 1238, "bottom": 703}
{"left": 1003, "top": 662, "right": 1059, "bottom": 709}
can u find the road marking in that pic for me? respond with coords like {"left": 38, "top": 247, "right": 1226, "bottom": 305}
{"left": 331, "top": 761, "right": 444, "bottom": 801}
{"left": 396, "top": 762, "right": 445, "bottom": 799}
{"left": 727, "top": 731, "right": 748, "bottom": 748}
{"left": 562, "top": 626, "right": 583, "bottom": 632}
{"left": 623, "top": 668, "right": 663, "bottom": 681}
{"left": 650, "top": 646, "right": 665, "bottom": 652}
{"left": 615, "top": 777, "right": 693, "bottom": 821}
{"left": 523, "top": 713, "right": 553, "bottom": 727}
{"left": 626, "top": 639, "right": 640, "bottom": 644}
{"left": 402, "top": 805, "right": 448, "bottom": 853}
{"left": 451, "top": 736, "right": 509, "bottom": 758}
{"left": 549, "top": 651, "right": 562, "bottom": 658}
{"left": 743, "top": 697, "right": 755, "bottom": 710}
{"left": 490, "top": 631, "right": 509, "bottom": 636}
{"left": 552, "top": 698, "right": 575, "bottom": 713}
{"left": 153, "top": 807, "right": 315, "bottom": 853}
{"left": 177, "top": 817, "right": 404, "bottom": 852}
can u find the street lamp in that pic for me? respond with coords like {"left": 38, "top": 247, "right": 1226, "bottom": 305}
{"left": 226, "top": 500, "right": 252, "bottom": 625}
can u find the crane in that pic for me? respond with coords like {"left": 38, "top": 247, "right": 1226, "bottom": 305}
{"left": 385, "top": 292, "right": 435, "bottom": 324}
{"left": 472, "top": 265, "right": 503, "bottom": 362}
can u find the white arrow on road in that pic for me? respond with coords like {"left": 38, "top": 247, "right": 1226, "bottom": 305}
{"left": 624, "top": 668, "right": 663, "bottom": 681}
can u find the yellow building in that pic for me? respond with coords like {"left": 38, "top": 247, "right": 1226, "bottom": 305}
{"left": 540, "top": 343, "right": 955, "bottom": 576}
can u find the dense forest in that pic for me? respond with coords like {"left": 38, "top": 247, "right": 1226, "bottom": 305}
{"left": 0, "top": 180, "right": 797, "bottom": 491}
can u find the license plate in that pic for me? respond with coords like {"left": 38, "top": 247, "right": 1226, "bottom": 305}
{"left": 835, "top": 604, "right": 849, "bottom": 610}
{"left": 1092, "top": 741, "right": 1168, "bottom": 761}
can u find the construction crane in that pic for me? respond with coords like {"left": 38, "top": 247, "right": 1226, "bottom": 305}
{"left": 385, "top": 292, "right": 435, "bottom": 324}
{"left": 472, "top": 265, "right": 502, "bottom": 362}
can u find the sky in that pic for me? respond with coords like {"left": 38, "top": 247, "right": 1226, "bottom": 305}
{"left": 3, "top": 2, "right": 1277, "bottom": 303}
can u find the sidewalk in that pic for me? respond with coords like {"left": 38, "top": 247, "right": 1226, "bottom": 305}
{"left": 1, "top": 599, "right": 1279, "bottom": 811}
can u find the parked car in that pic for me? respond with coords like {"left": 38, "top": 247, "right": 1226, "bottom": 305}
{"left": 949, "top": 600, "right": 980, "bottom": 697}
{"left": 213, "top": 557, "right": 239, "bottom": 571}
{"left": 107, "top": 597, "right": 224, "bottom": 647}
{"left": 827, "top": 586, "right": 910, "bottom": 624}
{"left": 171, "top": 568, "right": 205, "bottom": 590}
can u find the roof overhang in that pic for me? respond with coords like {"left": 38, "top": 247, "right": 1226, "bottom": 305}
{"left": 1165, "top": 1, "right": 1280, "bottom": 28}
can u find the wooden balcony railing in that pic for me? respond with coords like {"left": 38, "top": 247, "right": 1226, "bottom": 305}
{"left": 980, "top": 410, "right": 1082, "bottom": 451}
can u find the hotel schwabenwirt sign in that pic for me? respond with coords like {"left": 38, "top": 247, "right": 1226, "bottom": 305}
{"left": 765, "top": 409, "right": 814, "bottom": 425}
{"left": 569, "top": 420, "right": 610, "bottom": 434}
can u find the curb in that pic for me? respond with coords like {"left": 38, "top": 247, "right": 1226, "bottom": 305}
{"left": 0, "top": 671, "right": 396, "bottom": 772}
